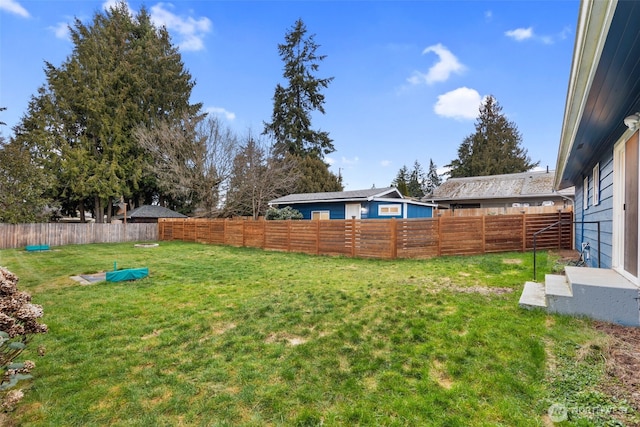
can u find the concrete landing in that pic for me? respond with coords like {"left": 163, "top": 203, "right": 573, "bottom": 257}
{"left": 520, "top": 268, "right": 640, "bottom": 327}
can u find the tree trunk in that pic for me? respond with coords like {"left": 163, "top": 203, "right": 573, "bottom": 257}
{"left": 79, "top": 200, "right": 86, "bottom": 222}
{"left": 94, "top": 196, "right": 103, "bottom": 223}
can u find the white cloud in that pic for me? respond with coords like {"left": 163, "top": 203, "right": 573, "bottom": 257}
{"left": 0, "top": 0, "right": 29, "bottom": 18}
{"left": 150, "top": 3, "right": 212, "bottom": 52}
{"left": 505, "top": 27, "right": 534, "bottom": 41}
{"left": 408, "top": 43, "right": 465, "bottom": 85}
{"left": 380, "top": 160, "right": 392, "bottom": 167}
{"left": 49, "top": 22, "right": 70, "bottom": 39}
{"left": 505, "top": 26, "right": 570, "bottom": 45}
{"left": 433, "top": 87, "right": 484, "bottom": 120}
{"left": 325, "top": 156, "right": 336, "bottom": 166}
{"left": 206, "top": 107, "right": 235, "bottom": 121}
{"left": 484, "top": 10, "right": 493, "bottom": 21}
{"left": 341, "top": 156, "right": 359, "bottom": 165}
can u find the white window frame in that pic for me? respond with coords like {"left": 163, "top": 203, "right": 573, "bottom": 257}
{"left": 311, "top": 211, "right": 330, "bottom": 220}
{"left": 592, "top": 163, "right": 600, "bottom": 206}
{"left": 583, "top": 176, "right": 589, "bottom": 210}
{"left": 378, "top": 204, "right": 401, "bottom": 216}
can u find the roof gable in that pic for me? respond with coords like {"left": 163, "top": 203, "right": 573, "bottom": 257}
{"left": 270, "top": 187, "right": 402, "bottom": 205}
{"left": 124, "top": 205, "right": 187, "bottom": 219}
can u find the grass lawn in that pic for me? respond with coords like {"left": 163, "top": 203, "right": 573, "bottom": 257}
{"left": 0, "top": 242, "right": 636, "bottom": 426}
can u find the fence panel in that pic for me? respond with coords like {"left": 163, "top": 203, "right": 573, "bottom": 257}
{"left": 354, "top": 220, "right": 394, "bottom": 259}
{"left": 0, "top": 223, "right": 158, "bottom": 249}
{"left": 485, "top": 215, "right": 524, "bottom": 253}
{"left": 439, "top": 217, "right": 484, "bottom": 256}
{"left": 288, "top": 222, "right": 320, "bottom": 255}
{"left": 264, "top": 221, "right": 290, "bottom": 251}
{"left": 319, "top": 220, "right": 353, "bottom": 257}
{"left": 396, "top": 218, "right": 440, "bottom": 259}
{"left": 156, "top": 213, "right": 573, "bottom": 260}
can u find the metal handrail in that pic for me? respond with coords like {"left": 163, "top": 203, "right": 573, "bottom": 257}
{"left": 532, "top": 220, "right": 601, "bottom": 281}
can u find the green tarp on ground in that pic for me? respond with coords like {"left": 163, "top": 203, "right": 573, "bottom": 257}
{"left": 106, "top": 268, "right": 148, "bottom": 282}
{"left": 25, "top": 245, "right": 50, "bottom": 252}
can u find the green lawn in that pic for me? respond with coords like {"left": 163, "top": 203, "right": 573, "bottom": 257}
{"left": 0, "top": 242, "right": 633, "bottom": 426}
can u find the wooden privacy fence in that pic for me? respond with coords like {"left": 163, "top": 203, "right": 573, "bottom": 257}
{"left": 0, "top": 223, "right": 158, "bottom": 250}
{"left": 159, "top": 212, "right": 573, "bottom": 259}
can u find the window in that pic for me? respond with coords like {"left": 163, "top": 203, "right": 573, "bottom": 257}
{"left": 311, "top": 211, "right": 330, "bottom": 220}
{"left": 583, "top": 176, "right": 589, "bottom": 210}
{"left": 378, "top": 204, "right": 401, "bottom": 216}
{"left": 592, "top": 163, "right": 600, "bottom": 206}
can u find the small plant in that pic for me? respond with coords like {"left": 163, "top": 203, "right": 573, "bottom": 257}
{"left": 265, "top": 206, "right": 303, "bottom": 220}
{"left": 0, "top": 267, "right": 47, "bottom": 411}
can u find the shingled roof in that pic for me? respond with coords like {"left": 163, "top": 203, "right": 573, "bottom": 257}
{"left": 121, "top": 205, "right": 187, "bottom": 219}
{"left": 427, "top": 170, "right": 574, "bottom": 202}
{"left": 270, "top": 187, "right": 402, "bottom": 205}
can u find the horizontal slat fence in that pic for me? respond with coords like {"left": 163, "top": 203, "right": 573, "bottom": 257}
{"left": 159, "top": 212, "right": 573, "bottom": 259}
{"left": 0, "top": 223, "right": 158, "bottom": 250}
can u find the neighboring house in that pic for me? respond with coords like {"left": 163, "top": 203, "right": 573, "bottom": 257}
{"left": 519, "top": 0, "right": 640, "bottom": 326}
{"left": 116, "top": 205, "right": 187, "bottom": 223}
{"left": 269, "top": 187, "right": 436, "bottom": 220}
{"left": 426, "top": 170, "right": 574, "bottom": 210}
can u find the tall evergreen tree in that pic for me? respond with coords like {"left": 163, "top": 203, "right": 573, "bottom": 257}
{"left": 293, "top": 155, "right": 342, "bottom": 193}
{"left": 447, "top": 96, "right": 538, "bottom": 178}
{"left": 14, "top": 2, "right": 201, "bottom": 221}
{"left": 424, "top": 158, "right": 442, "bottom": 195}
{"left": 407, "top": 160, "right": 426, "bottom": 199}
{"left": 392, "top": 165, "right": 410, "bottom": 196}
{"left": 263, "top": 19, "right": 334, "bottom": 159}
{"left": 0, "top": 135, "right": 54, "bottom": 223}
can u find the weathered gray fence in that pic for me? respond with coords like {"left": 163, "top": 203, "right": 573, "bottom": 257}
{"left": 0, "top": 223, "right": 158, "bottom": 250}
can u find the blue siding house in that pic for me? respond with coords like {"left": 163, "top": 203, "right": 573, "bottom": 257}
{"left": 520, "top": 0, "right": 640, "bottom": 326}
{"left": 269, "top": 187, "right": 436, "bottom": 220}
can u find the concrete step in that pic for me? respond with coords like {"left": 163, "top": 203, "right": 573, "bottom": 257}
{"left": 519, "top": 281, "right": 546, "bottom": 309}
{"left": 545, "top": 274, "right": 572, "bottom": 297}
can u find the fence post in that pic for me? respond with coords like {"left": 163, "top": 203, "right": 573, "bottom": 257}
{"left": 390, "top": 218, "right": 397, "bottom": 259}
{"left": 316, "top": 219, "right": 320, "bottom": 255}
{"left": 351, "top": 218, "right": 356, "bottom": 258}
{"left": 522, "top": 213, "right": 527, "bottom": 252}
{"left": 437, "top": 216, "right": 443, "bottom": 256}
{"left": 242, "top": 220, "right": 246, "bottom": 248}
{"left": 558, "top": 210, "right": 562, "bottom": 249}
{"left": 481, "top": 215, "right": 486, "bottom": 254}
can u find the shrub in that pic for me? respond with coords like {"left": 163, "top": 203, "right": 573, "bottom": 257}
{"left": 265, "top": 206, "right": 304, "bottom": 220}
{"left": 0, "top": 267, "right": 47, "bottom": 411}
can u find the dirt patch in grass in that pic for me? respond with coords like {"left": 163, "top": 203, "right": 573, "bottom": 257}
{"left": 594, "top": 322, "right": 640, "bottom": 412}
{"left": 265, "top": 332, "right": 307, "bottom": 346}
{"left": 431, "top": 360, "right": 453, "bottom": 390}
{"left": 502, "top": 258, "right": 523, "bottom": 265}
{"left": 449, "top": 286, "right": 514, "bottom": 295}
{"left": 141, "top": 329, "right": 161, "bottom": 340}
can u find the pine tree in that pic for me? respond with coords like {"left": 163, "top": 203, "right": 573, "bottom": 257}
{"left": 392, "top": 165, "right": 410, "bottom": 196}
{"left": 407, "top": 160, "right": 426, "bottom": 199}
{"left": 14, "top": 2, "right": 201, "bottom": 221}
{"left": 425, "top": 158, "right": 442, "bottom": 195}
{"left": 263, "top": 19, "right": 334, "bottom": 159}
{"left": 293, "top": 155, "right": 342, "bottom": 193}
{"left": 447, "top": 96, "right": 538, "bottom": 178}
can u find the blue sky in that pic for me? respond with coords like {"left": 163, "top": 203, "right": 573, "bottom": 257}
{"left": 0, "top": 0, "right": 579, "bottom": 190}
